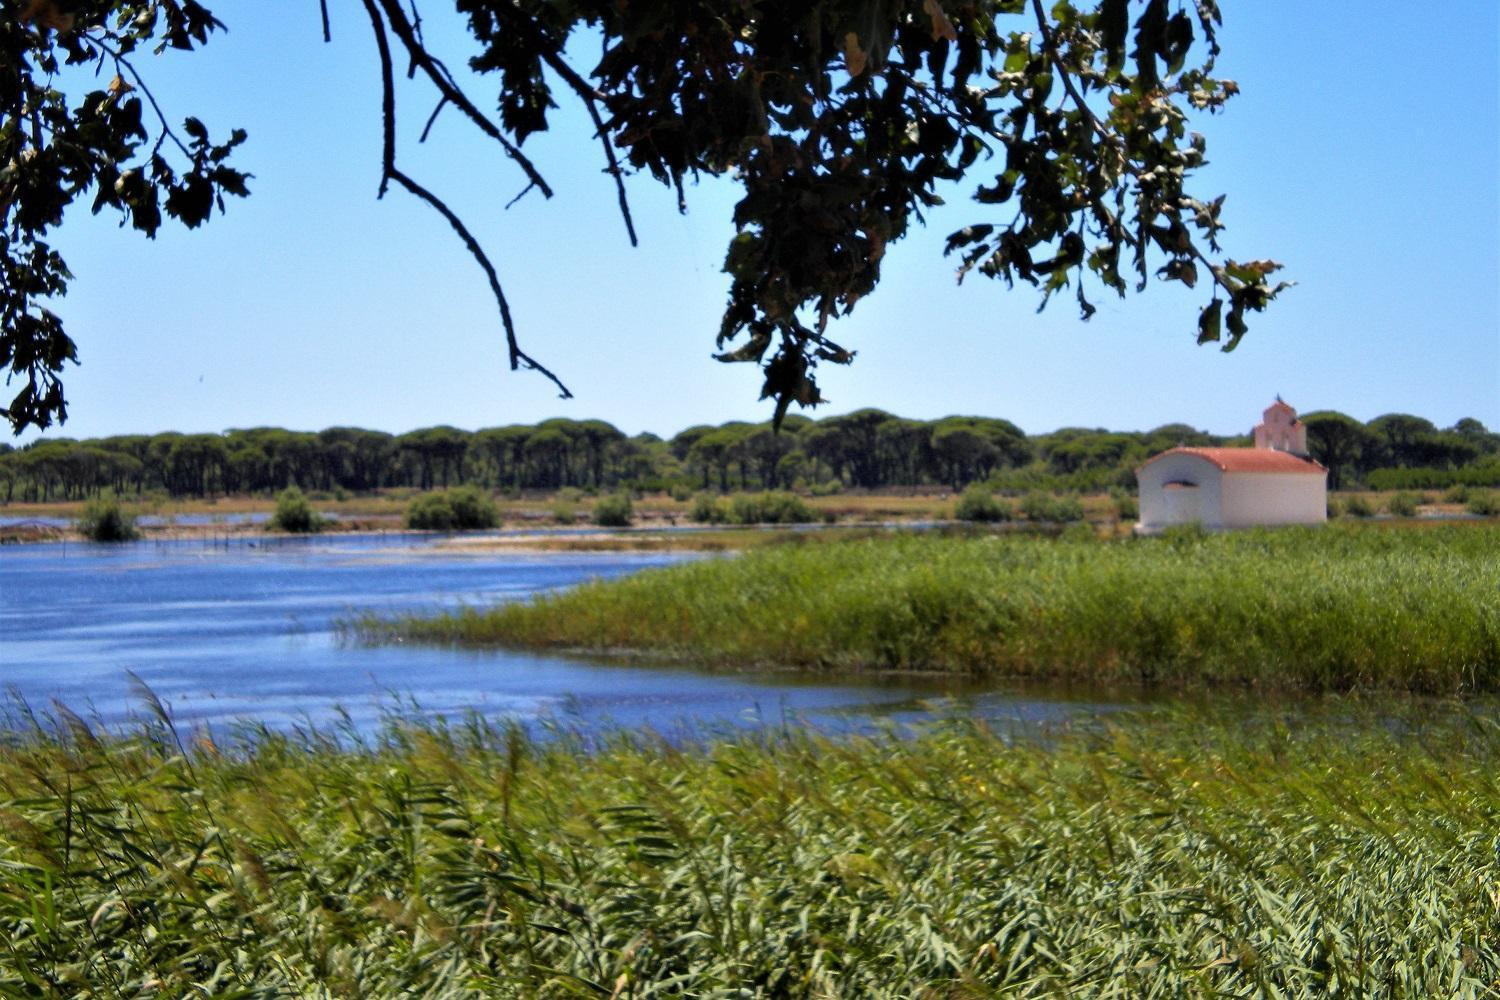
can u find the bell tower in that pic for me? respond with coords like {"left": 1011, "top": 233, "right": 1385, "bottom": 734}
{"left": 1252, "top": 397, "right": 1308, "bottom": 456}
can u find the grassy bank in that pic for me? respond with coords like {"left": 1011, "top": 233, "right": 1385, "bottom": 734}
{"left": 364, "top": 523, "right": 1500, "bottom": 692}
{"left": 1, "top": 705, "right": 1497, "bottom": 996}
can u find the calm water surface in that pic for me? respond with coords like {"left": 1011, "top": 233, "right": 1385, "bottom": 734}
{"left": 1, "top": 533, "right": 1122, "bottom": 736}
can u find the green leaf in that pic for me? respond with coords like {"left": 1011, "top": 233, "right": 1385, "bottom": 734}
{"left": 1225, "top": 259, "right": 1283, "bottom": 283}
{"left": 1133, "top": 0, "right": 1169, "bottom": 93}
{"left": 1197, "top": 298, "right": 1222, "bottom": 344}
{"left": 1099, "top": 0, "right": 1129, "bottom": 72}
{"left": 1223, "top": 299, "right": 1248, "bottom": 351}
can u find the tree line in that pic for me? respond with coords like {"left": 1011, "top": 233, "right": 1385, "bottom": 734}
{"left": 2, "top": 411, "right": 1496, "bottom": 503}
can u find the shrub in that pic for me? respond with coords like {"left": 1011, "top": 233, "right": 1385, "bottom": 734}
{"left": 668, "top": 483, "right": 695, "bottom": 502}
{"left": 808, "top": 479, "right": 843, "bottom": 497}
{"left": 552, "top": 503, "right": 577, "bottom": 525}
{"left": 404, "top": 488, "right": 500, "bottom": 531}
{"left": 689, "top": 493, "right": 729, "bottom": 524}
{"left": 730, "top": 491, "right": 818, "bottom": 525}
{"left": 1444, "top": 484, "right": 1472, "bottom": 504}
{"left": 445, "top": 486, "right": 500, "bottom": 529}
{"left": 1367, "top": 465, "right": 1500, "bottom": 491}
{"left": 556, "top": 487, "right": 585, "bottom": 503}
{"left": 270, "top": 486, "right": 322, "bottom": 533}
{"left": 1020, "top": 491, "right": 1085, "bottom": 523}
{"left": 77, "top": 491, "right": 139, "bottom": 542}
{"left": 1385, "top": 493, "right": 1419, "bottom": 518}
{"left": 1110, "top": 488, "right": 1139, "bottom": 522}
{"left": 953, "top": 485, "right": 1011, "bottom": 523}
{"left": 592, "top": 493, "right": 634, "bottom": 527}
{"left": 1327, "top": 497, "right": 1345, "bottom": 519}
{"left": 1343, "top": 495, "right": 1374, "bottom": 518}
{"left": 1467, "top": 492, "right": 1500, "bottom": 517}
{"left": 405, "top": 493, "right": 457, "bottom": 530}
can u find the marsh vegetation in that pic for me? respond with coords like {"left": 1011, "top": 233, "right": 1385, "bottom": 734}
{"left": 1, "top": 702, "right": 1496, "bottom": 996}
{"left": 364, "top": 524, "right": 1500, "bottom": 692}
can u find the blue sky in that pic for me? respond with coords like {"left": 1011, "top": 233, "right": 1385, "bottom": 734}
{"left": 18, "top": 1, "right": 1499, "bottom": 443}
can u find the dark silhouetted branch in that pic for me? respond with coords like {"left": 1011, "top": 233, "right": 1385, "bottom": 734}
{"left": 486, "top": 5, "right": 639, "bottom": 245}
{"left": 372, "top": 0, "right": 553, "bottom": 201}
{"left": 358, "top": 0, "right": 573, "bottom": 399}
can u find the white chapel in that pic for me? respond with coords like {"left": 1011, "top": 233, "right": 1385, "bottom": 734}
{"left": 1135, "top": 399, "right": 1327, "bottom": 532}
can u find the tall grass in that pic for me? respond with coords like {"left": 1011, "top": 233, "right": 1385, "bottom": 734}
{"left": 364, "top": 523, "right": 1500, "bottom": 692}
{"left": 1, "top": 704, "right": 1497, "bottom": 996}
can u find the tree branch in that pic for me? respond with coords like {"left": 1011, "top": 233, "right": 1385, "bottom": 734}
{"left": 485, "top": 5, "right": 640, "bottom": 245}
{"left": 537, "top": 51, "right": 638, "bottom": 245}
{"left": 85, "top": 34, "right": 192, "bottom": 159}
{"left": 1028, "top": 0, "right": 1235, "bottom": 304}
{"left": 370, "top": 0, "right": 553, "bottom": 201}
{"left": 358, "top": 0, "right": 572, "bottom": 399}
{"left": 419, "top": 95, "right": 447, "bottom": 143}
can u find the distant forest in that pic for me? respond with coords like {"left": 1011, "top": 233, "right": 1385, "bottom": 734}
{"left": 3, "top": 410, "right": 1497, "bottom": 502}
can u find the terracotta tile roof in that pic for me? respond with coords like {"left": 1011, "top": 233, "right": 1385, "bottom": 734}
{"left": 1140, "top": 447, "right": 1326, "bottom": 474}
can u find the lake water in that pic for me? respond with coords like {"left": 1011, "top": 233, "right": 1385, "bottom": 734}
{"left": 1, "top": 533, "right": 1123, "bottom": 737}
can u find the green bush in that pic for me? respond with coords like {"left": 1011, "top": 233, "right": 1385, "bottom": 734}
{"left": 592, "top": 493, "right": 635, "bottom": 527}
{"left": 77, "top": 491, "right": 139, "bottom": 542}
{"left": 729, "top": 491, "right": 818, "bottom": 525}
{"left": 551, "top": 502, "right": 577, "bottom": 525}
{"left": 1467, "top": 492, "right": 1500, "bottom": 517}
{"left": 445, "top": 486, "right": 500, "bottom": 529}
{"left": 1343, "top": 495, "right": 1374, "bottom": 518}
{"left": 1110, "top": 488, "right": 1139, "bottom": 522}
{"left": 668, "top": 483, "right": 695, "bottom": 502}
{"left": 953, "top": 485, "right": 1011, "bottom": 523}
{"left": 1367, "top": 464, "right": 1500, "bottom": 491}
{"left": 404, "top": 487, "right": 499, "bottom": 531}
{"left": 688, "top": 493, "right": 729, "bottom": 524}
{"left": 1020, "top": 491, "right": 1085, "bottom": 523}
{"left": 405, "top": 493, "right": 457, "bottom": 530}
{"left": 1327, "top": 497, "right": 1345, "bottom": 519}
{"left": 270, "top": 486, "right": 322, "bottom": 533}
{"left": 1385, "top": 492, "right": 1420, "bottom": 517}
{"left": 808, "top": 479, "right": 843, "bottom": 497}
{"left": 1445, "top": 484, "right": 1472, "bottom": 504}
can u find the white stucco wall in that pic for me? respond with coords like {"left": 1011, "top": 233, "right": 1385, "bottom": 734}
{"left": 1138, "top": 452, "right": 1327, "bottom": 531}
{"left": 1219, "top": 473, "right": 1326, "bottom": 527}
{"left": 1137, "top": 454, "right": 1224, "bottom": 530}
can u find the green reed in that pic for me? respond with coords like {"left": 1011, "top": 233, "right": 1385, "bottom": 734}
{"left": 362, "top": 523, "right": 1500, "bottom": 692}
{"left": 1, "top": 703, "right": 1497, "bottom": 996}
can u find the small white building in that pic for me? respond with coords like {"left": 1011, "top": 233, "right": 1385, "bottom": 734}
{"left": 1136, "top": 400, "right": 1327, "bottom": 532}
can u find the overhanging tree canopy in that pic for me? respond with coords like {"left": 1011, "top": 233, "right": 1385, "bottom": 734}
{"left": 1, "top": 0, "right": 1290, "bottom": 434}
